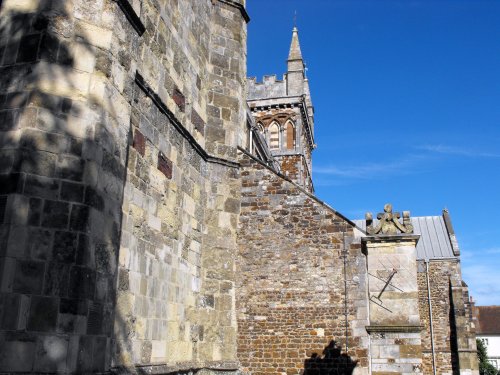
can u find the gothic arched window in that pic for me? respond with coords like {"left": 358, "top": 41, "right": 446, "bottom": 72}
{"left": 268, "top": 122, "right": 280, "bottom": 150}
{"left": 284, "top": 121, "right": 296, "bottom": 150}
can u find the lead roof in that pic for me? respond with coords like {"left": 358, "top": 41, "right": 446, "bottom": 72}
{"left": 353, "top": 216, "right": 457, "bottom": 260}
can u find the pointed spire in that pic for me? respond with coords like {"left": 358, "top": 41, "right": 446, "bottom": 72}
{"left": 288, "top": 27, "right": 303, "bottom": 61}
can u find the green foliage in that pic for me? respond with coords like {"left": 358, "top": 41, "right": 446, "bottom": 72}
{"left": 477, "top": 339, "right": 499, "bottom": 375}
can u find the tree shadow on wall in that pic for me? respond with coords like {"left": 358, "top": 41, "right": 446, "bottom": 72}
{"left": 0, "top": 0, "right": 129, "bottom": 372}
{"left": 303, "top": 341, "right": 358, "bottom": 375}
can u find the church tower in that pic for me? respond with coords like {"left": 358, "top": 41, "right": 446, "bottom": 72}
{"left": 247, "top": 27, "right": 316, "bottom": 192}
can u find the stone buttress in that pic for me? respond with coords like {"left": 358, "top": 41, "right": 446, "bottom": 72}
{"left": 0, "top": 0, "right": 249, "bottom": 373}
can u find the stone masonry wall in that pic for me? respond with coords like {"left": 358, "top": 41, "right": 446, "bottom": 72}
{"left": 417, "top": 260, "right": 478, "bottom": 375}
{"left": 237, "top": 150, "right": 369, "bottom": 375}
{"left": 115, "top": 83, "right": 241, "bottom": 369}
{"left": 0, "top": 0, "right": 133, "bottom": 371}
{"left": 0, "top": 0, "right": 248, "bottom": 373}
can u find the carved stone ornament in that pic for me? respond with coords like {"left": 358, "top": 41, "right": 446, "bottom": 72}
{"left": 366, "top": 203, "right": 414, "bottom": 235}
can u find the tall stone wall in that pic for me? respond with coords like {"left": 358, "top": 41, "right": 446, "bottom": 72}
{"left": 0, "top": 0, "right": 131, "bottom": 371}
{"left": 0, "top": 0, "right": 248, "bottom": 373}
{"left": 236, "top": 150, "right": 369, "bottom": 375}
{"left": 417, "top": 259, "right": 478, "bottom": 375}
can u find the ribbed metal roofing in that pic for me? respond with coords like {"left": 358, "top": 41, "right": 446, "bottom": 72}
{"left": 353, "top": 216, "right": 456, "bottom": 260}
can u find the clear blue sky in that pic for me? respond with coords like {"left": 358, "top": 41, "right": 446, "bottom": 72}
{"left": 247, "top": 0, "right": 500, "bottom": 305}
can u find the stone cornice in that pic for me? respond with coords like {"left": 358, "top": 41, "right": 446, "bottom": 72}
{"left": 135, "top": 71, "right": 240, "bottom": 169}
{"left": 362, "top": 234, "right": 420, "bottom": 245}
{"left": 366, "top": 325, "right": 424, "bottom": 334}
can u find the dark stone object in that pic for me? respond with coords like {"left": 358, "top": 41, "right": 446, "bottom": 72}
{"left": 172, "top": 87, "right": 185, "bottom": 112}
{"left": 133, "top": 129, "right": 146, "bottom": 156}
{"left": 191, "top": 108, "right": 205, "bottom": 134}
{"left": 157, "top": 152, "right": 172, "bottom": 179}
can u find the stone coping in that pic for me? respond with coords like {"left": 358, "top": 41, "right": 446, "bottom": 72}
{"left": 113, "top": 0, "right": 146, "bottom": 35}
{"left": 238, "top": 147, "right": 358, "bottom": 229}
{"left": 114, "top": 0, "right": 249, "bottom": 37}
{"left": 366, "top": 325, "right": 424, "bottom": 333}
{"left": 217, "top": 0, "right": 250, "bottom": 23}
{"left": 362, "top": 234, "right": 421, "bottom": 244}
{"left": 135, "top": 72, "right": 240, "bottom": 169}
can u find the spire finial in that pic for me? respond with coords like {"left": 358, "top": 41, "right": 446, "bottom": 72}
{"left": 288, "top": 20, "right": 303, "bottom": 61}
{"left": 293, "top": 10, "right": 297, "bottom": 29}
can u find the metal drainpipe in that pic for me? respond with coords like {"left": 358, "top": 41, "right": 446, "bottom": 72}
{"left": 343, "top": 227, "right": 349, "bottom": 355}
{"left": 426, "top": 260, "right": 437, "bottom": 375}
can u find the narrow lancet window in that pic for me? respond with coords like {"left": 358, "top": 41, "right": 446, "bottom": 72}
{"left": 269, "top": 122, "right": 280, "bottom": 150}
{"left": 285, "top": 121, "right": 295, "bottom": 150}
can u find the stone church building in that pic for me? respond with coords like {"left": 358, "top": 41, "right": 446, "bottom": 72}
{"left": 0, "top": 0, "right": 478, "bottom": 374}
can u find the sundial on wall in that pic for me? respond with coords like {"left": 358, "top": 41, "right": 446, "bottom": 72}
{"left": 365, "top": 204, "right": 416, "bottom": 312}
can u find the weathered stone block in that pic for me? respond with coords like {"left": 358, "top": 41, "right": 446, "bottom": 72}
{"left": 17, "top": 34, "right": 41, "bottom": 63}
{"left": 92, "top": 336, "right": 107, "bottom": 371}
{"left": 157, "top": 152, "right": 172, "bottom": 179}
{"left": 34, "top": 335, "right": 69, "bottom": 372}
{"left": 27, "top": 197, "right": 43, "bottom": 225}
{"left": 56, "top": 155, "right": 85, "bottom": 182}
{"left": 27, "top": 296, "right": 58, "bottom": 332}
{"left": 84, "top": 186, "right": 104, "bottom": 211}
{"left": 69, "top": 266, "right": 96, "bottom": 299}
{"left": 44, "top": 262, "right": 71, "bottom": 297}
{"left": 42, "top": 200, "right": 70, "bottom": 229}
{"left": 76, "top": 335, "right": 93, "bottom": 372}
{"left": 53, "top": 231, "right": 78, "bottom": 263}
{"left": 192, "top": 108, "right": 205, "bottom": 134}
{"left": 24, "top": 175, "right": 60, "bottom": 200}
{"left": 133, "top": 129, "right": 146, "bottom": 157}
{"left": 172, "top": 87, "right": 185, "bottom": 112}
{"left": 13, "top": 259, "right": 45, "bottom": 294}
{"left": 0, "top": 331, "right": 36, "bottom": 372}
{"left": 70, "top": 204, "right": 90, "bottom": 232}
{"left": 60, "top": 181, "right": 85, "bottom": 202}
